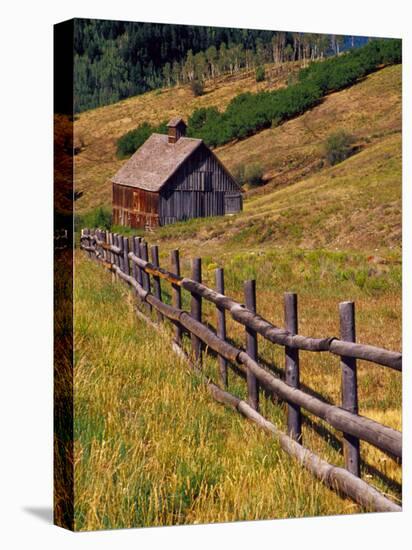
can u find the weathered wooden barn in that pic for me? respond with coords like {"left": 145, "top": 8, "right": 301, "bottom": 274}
{"left": 112, "top": 118, "right": 242, "bottom": 228}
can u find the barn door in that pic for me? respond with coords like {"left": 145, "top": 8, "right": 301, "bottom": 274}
{"left": 224, "top": 193, "right": 241, "bottom": 214}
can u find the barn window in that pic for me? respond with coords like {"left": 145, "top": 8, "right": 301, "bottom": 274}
{"left": 200, "top": 171, "right": 212, "bottom": 191}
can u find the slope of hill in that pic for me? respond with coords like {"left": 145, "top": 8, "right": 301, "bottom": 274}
{"left": 72, "top": 59, "right": 402, "bottom": 524}
{"left": 218, "top": 64, "right": 401, "bottom": 194}
{"left": 74, "top": 64, "right": 401, "bottom": 217}
{"left": 149, "top": 132, "right": 401, "bottom": 255}
{"left": 105, "top": 64, "right": 401, "bottom": 256}
{"left": 74, "top": 62, "right": 298, "bottom": 212}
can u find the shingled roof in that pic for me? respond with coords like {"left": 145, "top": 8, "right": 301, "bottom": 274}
{"left": 112, "top": 133, "right": 203, "bottom": 192}
{"left": 167, "top": 117, "right": 186, "bottom": 128}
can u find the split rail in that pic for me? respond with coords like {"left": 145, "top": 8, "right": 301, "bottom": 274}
{"left": 80, "top": 228, "right": 402, "bottom": 513}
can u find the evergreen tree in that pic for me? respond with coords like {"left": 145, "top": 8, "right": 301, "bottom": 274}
{"left": 162, "top": 62, "right": 172, "bottom": 87}
{"left": 71, "top": 20, "right": 372, "bottom": 113}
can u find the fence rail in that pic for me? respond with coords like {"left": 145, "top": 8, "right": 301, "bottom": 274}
{"left": 80, "top": 228, "right": 402, "bottom": 512}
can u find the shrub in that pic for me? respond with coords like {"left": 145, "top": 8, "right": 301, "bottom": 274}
{"left": 245, "top": 162, "right": 264, "bottom": 185}
{"left": 187, "top": 107, "right": 229, "bottom": 147}
{"left": 118, "top": 39, "right": 401, "bottom": 153}
{"left": 232, "top": 164, "right": 246, "bottom": 185}
{"left": 255, "top": 66, "right": 265, "bottom": 82}
{"left": 74, "top": 206, "right": 112, "bottom": 235}
{"left": 324, "top": 130, "right": 356, "bottom": 166}
{"left": 190, "top": 79, "right": 204, "bottom": 97}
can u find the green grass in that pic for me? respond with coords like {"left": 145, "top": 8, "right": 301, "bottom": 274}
{"left": 73, "top": 251, "right": 401, "bottom": 531}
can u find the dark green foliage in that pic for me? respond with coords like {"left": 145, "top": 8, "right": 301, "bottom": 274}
{"left": 116, "top": 121, "right": 168, "bottom": 158}
{"left": 245, "top": 163, "right": 264, "bottom": 185}
{"left": 186, "top": 80, "right": 322, "bottom": 146}
{"left": 73, "top": 20, "right": 290, "bottom": 112}
{"left": 324, "top": 130, "right": 356, "bottom": 165}
{"left": 114, "top": 38, "right": 400, "bottom": 153}
{"left": 190, "top": 80, "right": 204, "bottom": 96}
{"left": 74, "top": 206, "right": 112, "bottom": 235}
{"left": 255, "top": 66, "right": 265, "bottom": 82}
{"left": 298, "top": 38, "right": 401, "bottom": 94}
{"left": 73, "top": 20, "right": 373, "bottom": 113}
{"left": 185, "top": 39, "right": 400, "bottom": 148}
{"left": 187, "top": 107, "right": 231, "bottom": 147}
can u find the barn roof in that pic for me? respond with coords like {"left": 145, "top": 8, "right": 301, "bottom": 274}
{"left": 112, "top": 133, "right": 203, "bottom": 192}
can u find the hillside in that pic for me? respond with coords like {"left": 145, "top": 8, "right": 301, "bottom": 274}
{"left": 73, "top": 59, "right": 402, "bottom": 525}
{"left": 74, "top": 61, "right": 301, "bottom": 212}
{"left": 74, "top": 63, "right": 401, "bottom": 218}
{"left": 218, "top": 64, "right": 401, "bottom": 194}
{"left": 144, "top": 131, "right": 399, "bottom": 255}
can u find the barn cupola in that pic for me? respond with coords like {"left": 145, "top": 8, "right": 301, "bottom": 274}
{"left": 167, "top": 117, "right": 187, "bottom": 144}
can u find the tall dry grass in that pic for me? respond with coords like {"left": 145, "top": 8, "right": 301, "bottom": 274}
{"left": 75, "top": 252, "right": 399, "bottom": 531}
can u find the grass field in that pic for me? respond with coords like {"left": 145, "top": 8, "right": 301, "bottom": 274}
{"left": 74, "top": 253, "right": 359, "bottom": 530}
{"left": 74, "top": 245, "right": 401, "bottom": 530}
{"left": 72, "top": 58, "right": 402, "bottom": 529}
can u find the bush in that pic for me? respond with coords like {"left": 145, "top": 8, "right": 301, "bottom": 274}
{"left": 74, "top": 206, "right": 112, "bottom": 235}
{"left": 187, "top": 107, "right": 230, "bottom": 147}
{"left": 190, "top": 79, "right": 204, "bottom": 97}
{"left": 255, "top": 66, "right": 265, "bottom": 82}
{"left": 116, "top": 120, "right": 168, "bottom": 158}
{"left": 324, "top": 130, "right": 356, "bottom": 166}
{"left": 245, "top": 162, "right": 264, "bottom": 185}
{"left": 232, "top": 164, "right": 245, "bottom": 185}
{"left": 117, "top": 39, "right": 401, "bottom": 153}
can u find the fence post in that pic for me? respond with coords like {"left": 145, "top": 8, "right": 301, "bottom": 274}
{"left": 97, "top": 229, "right": 103, "bottom": 261}
{"left": 112, "top": 234, "right": 119, "bottom": 270}
{"left": 131, "top": 236, "right": 138, "bottom": 282}
{"left": 107, "top": 232, "right": 111, "bottom": 262}
{"left": 88, "top": 229, "right": 95, "bottom": 260}
{"left": 87, "top": 229, "right": 93, "bottom": 259}
{"left": 92, "top": 229, "right": 98, "bottom": 260}
{"left": 284, "top": 292, "right": 302, "bottom": 441}
{"left": 94, "top": 229, "right": 99, "bottom": 258}
{"left": 108, "top": 233, "right": 115, "bottom": 281}
{"left": 102, "top": 230, "right": 107, "bottom": 263}
{"left": 94, "top": 229, "right": 99, "bottom": 259}
{"left": 141, "top": 240, "right": 152, "bottom": 312}
{"left": 215, "top": 267, "right": 228, "bottom": 388}
{"left": 170, "top": 249, "right": 182, "bottom": 345}
{"left": 134, "top": 237, "right": 143, "bottom": 288}
{"left": 118, "top": 234, "right": 125, "bottom": 272}
{"left": 140, "top": 241, "right": 150, "bottom": 291}
{"left": 150, "top": 245, "right": 163, "bottom": 322}
{"left": 339, "top": 301, "right": 360, "bottom": 477}
{"left": 191, "top": 258, "right": 202, "bottom": 365}
{"left": 244, "top": 280, "right": 259, "bottom": 411}
{"left": 122, "top": 236, "right": 130, "bottom": 276}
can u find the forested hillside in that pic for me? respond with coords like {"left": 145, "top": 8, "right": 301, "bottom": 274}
{"left": 74, "top": 19, "right": 368, "bottom": 112}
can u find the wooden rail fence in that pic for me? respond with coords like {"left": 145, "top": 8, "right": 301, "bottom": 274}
{"left": 80, "top": 228, "right": 402, "bottom": 513}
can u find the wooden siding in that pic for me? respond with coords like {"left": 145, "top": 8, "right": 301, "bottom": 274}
{"left": 112, "top": 183, "right": 159, "bottom": 228}
{"left": 113, "top": 142, "right": 242, "bottom": 228}
{"left": 158, "top": 143, "right": 242, "bottom": 225}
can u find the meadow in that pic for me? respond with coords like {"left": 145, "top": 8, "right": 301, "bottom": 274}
{"left": 73, "top": 52, "right": 401, "bottom": 529}
{"left": 74, "top": 234, "right": 401, "bottom": 530}
{"left": 74, "top": 254, "right": 357, "bottom": 530}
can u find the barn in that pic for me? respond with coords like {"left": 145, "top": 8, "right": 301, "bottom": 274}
{"left": 112, "top": 117, "right": 242, "bottom": 229}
